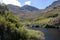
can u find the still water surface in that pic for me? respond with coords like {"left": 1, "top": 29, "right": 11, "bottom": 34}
{"left": 29, "top": 27, "right": 60, "bottom": 40}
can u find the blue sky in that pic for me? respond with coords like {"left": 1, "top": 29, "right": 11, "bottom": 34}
{"left": 19, "top": 0, "right": 57, "bottom": 9}
{"left": 0, "top": 0, "right": 57, "bottom": 9}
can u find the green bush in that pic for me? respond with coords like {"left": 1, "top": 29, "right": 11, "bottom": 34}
{"left": 0, "top": 3, "right": 45, "bottom": 40}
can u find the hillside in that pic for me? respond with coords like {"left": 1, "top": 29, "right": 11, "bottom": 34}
{"left": 0, "top": 3, "right": 44, "bottom": 40}
{"left": 5, "top": 0, "right": 60, "bottom": 28}
{"left": 29, "top": 0, "right": 60, "bottom": 28}
{"left": 46, "top": 0, "right": 60, "bottom": 8}
{"left": 21, "top": 5, "right": 39, "bottom": 11}
{"left": 7, "top": 4, "right": 43, "bottom": 21}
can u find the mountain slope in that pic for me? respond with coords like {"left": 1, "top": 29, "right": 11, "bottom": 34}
{"left": 6, "top": 0, "right": 60, "bottom": 28}
{"left": 21, "top": 5, "right": 39, "bottom": 11}
{"left": 46, "top": 0, "right": 60, "bottom": 8}
{"left": 7, "top": 4, "right": 41, "bottom": 21}
{"left": 30, "top": 0, "right": 60, "bottom": 28}
{"left": 7, "top": 4, "right": 39, "bottom": 13}
{"left": 0, "top": 3, "right": 45, "bottom": 40}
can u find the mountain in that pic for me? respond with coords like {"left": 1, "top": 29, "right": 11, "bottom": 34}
{"left": 21, "top": 5, "right": 39, "bottom": 11}
{"left": 32, "top": 0, "right": 60, "bottom": 28}
{"left": 7, "top": 0, "right": 60, "bottom": 15}
{"left": 0, "top": 3, "right": 60, "bottom": 40}
{"left": 7, "top": 4, "right": 39, "bottom": 13}
{"left": 7, "top": 4, "right": 22, "bottom": 14}
{"left": 46, "top": 0, "right": 60, "bottom": 8}
{"left": 7, "top": 4, "right": 41, "bottom": 21}
{"left": 0, "top": 4, "right": 45, "bottom": 40}
{"left": 7, "top": 0, "right": 60, "bottom": 25}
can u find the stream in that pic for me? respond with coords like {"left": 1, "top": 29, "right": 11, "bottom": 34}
{"left": 28, "top": 27, "right": 60, "bottom": 40}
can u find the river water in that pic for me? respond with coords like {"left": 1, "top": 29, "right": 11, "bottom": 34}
{"left": 28, "top": 27, "right": 60, "bottom": 40}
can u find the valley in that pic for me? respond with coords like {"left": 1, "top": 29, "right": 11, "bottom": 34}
{"left": 0, "top": 0, "right": 60, "bottom": 40}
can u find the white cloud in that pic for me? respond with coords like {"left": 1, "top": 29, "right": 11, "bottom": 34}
{"left": 1, "top": 0, "right": 22, "bottom": 7}
{"left": 25, "top": 1, "right": 31, "bottom": 5}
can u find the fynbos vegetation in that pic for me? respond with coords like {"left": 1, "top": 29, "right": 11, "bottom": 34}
{"left": 0, "top": 4, "right": 44, "bottom": 40}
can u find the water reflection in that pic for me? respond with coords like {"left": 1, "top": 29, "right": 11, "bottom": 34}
{"left": 29, "top": 27, "right": 60, "bottom": 40}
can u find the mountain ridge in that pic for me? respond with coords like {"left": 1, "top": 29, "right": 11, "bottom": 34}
{"left": 6, "top": 0, "right": 60, "bottom": 22}
{"left": 46, "top": 0, "right": 60, "bottom": 8}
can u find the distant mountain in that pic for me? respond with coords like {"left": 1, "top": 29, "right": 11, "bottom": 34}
{"left": 7, "top": 4, "right": 39, "bottom": 13}
{"left": 7, "top": 4, "right": 40, "bottom": 20}
{"left": 21, "top": 5, "right": 39, "bottom": 11}
{"left": 7, "top": 4, "right": 22, "bottom": 14}
{"left": 1, "top": 0, "right": 60, "bottom": 28}
{"left": 7, "top": 4, "right": 40, "bottom": 15}
{"left": 7, "top": 0, "right": 60, "bottom": 22}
